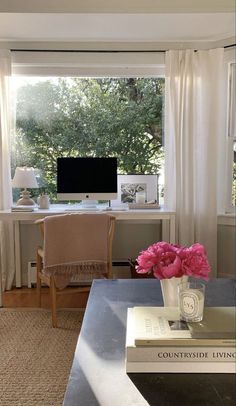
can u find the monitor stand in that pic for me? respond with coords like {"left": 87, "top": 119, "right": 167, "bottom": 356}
{"left": 81, "top": 200, "right": 98, "bottom": 209}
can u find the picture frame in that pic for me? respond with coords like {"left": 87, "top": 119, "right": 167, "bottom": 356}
{"left": 112, "top": 174, "right": 159, "bottom": 205}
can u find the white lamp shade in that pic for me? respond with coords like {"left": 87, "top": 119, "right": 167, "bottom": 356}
{"left": 12, "top": 167, "right": 38, "bottom": 188}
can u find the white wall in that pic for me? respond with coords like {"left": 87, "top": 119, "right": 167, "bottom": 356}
{"left": 217, "top": 224, "right": 236, "bottom": 278}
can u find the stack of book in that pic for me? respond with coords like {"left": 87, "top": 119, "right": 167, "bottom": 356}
{"left": 126, "top": 306, "right": 236, "bottom": 373}
{"left": 128, "top": 203, "right": 160, "bottom": 210}
{"left": 11, "top": 205, "right": 35, "bottom": 212}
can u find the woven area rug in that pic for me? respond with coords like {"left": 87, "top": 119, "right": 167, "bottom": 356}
{"left": 0, "top": 308, "right": 84, "bottom": 406}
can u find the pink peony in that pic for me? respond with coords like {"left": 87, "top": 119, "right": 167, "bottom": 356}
{"left": 136, "top": 242, "right": 183, "bottom": 279}
{"left": 181, "top": 243, "right": 211, "bottom": 281}
{"left": 136, "top": 241, "right": 211, "bottom": 280}
{"left": 153, "top": 251, "right": 183, "bottom": 279}
{"left": 136, "top": 250, "right": 160, "bottom": 274}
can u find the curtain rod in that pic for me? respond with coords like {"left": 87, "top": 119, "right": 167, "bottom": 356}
{"left": 10, "top": 49, "right": 166, "bottom": 53}
{"left": 10, "top": 44, "right": 236, "bottom": 53}
{"left": 224, "top": 44, "right": 236, "bottom": 49}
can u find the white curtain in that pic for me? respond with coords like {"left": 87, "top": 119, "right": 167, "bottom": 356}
{"left": 0, "top": 50, "right": 14, "bottom": 303}
{"left": 165, "top": 48, "right": 225, "bottom": 275}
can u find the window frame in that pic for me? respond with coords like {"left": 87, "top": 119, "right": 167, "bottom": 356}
{"left": 11, "top": 49, "right": 236, "bottom": 216}
{"left": 11, "top": 51, "right": 166, "bottom": 203}
{"left": 225, "top": 61, "right": 236, "bottom": 214}
{"left": 11, "top": 51, "right": 165, "bottom": 77}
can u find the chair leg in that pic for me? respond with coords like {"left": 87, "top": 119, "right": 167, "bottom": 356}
{"left": 50, "top": 276, "right": 57, "bottom": 328}
{"left": 36, "top": 251, "right": 42, "bottom": 307}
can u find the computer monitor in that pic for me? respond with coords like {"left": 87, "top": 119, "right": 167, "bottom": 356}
{"left": 57, "top": 157, "right": 118, "bottom": 202}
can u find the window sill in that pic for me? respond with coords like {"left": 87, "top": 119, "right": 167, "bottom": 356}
{"left": 218, "top": 214, "right": 236, "bottom": 226}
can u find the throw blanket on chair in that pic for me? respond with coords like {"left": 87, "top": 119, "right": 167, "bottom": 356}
{"left": 43, "top": 213, "right": 111, "bottom": 288}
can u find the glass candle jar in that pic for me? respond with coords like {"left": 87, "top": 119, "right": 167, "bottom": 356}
{"left": 135, "top": 191, "right": 146, "bottom": 204}
{"left": 178, "top": 281, "right": 205, "bottom": 322}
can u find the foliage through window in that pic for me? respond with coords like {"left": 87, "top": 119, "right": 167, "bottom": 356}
{"left": 11, "top": 77, "right": 165, "bottom": 202}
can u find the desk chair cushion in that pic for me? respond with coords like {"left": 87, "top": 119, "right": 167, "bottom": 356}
{"left": 43, "top": 213, "right": 112, "bottom": 288}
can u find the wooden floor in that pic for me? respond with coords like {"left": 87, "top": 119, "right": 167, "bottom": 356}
{"left": 2, "top": 286, "right": 89, "bottom": 308}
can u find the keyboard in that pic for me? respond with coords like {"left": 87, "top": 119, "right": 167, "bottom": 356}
{"left": 64, "top": 207, "right": 100, "bottom": 212}
{"left": 64, "top": 206, "right": 129, "bottom": 212}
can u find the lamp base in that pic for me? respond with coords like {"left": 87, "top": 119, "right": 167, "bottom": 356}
{"left": 16, "top": 189, "right": 36, "bottom": 206}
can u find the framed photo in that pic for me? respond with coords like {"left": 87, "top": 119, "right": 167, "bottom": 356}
{"left": 112, "top": 174, "right": 159, "bottom": 205}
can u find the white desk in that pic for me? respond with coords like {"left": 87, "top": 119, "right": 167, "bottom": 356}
{"left": 0, "top": 205, "right": 175, "bottom": 301}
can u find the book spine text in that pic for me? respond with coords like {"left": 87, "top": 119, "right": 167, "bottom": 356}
{"left": 126, "top": 347, "right": 236, "bottom": 362}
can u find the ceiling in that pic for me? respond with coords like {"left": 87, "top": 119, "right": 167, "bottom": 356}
{"left": 0, "top": 13, "right": 234, "bottom": 43}
{"left": 0, "top": 1, "right": 235, "bottom": 47}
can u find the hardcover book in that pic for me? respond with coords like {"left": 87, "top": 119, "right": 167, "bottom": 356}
{"left": 11, "top": 205, "right": 35, "bottom": 212}
{"left": 133, "top": 306, "right": 236, "bottom": 346}
{"left": 126, "top": 308, "right": 236, "bottom": 373}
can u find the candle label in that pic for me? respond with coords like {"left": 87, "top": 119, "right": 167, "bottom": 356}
{"left": 179, "top": 290, "right": 201, "bottom": 319}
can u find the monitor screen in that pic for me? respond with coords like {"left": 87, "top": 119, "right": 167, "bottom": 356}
{"left": 57, "top": 157, "right": 118, "bottom": 201}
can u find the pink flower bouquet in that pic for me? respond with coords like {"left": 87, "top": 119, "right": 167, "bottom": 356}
{"left": 136, "top": 242, "right": 211, "bottom": 281}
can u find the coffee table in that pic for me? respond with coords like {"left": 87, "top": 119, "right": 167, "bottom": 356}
{"left": 63, "top": 279, "right": 236, "bottom": 406}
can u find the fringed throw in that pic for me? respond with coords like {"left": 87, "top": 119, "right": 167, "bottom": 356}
{"left": 43, "top": 260, "right": 108, "bottom": 289}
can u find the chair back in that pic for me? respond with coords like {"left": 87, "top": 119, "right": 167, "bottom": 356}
{"left": 45, "top": 213, "right": 114, "bottom": 262}
{"left": 36, "top": 213, "right": 115, "bottom": 281}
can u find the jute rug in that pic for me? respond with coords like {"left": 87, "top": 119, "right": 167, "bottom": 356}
{"left": 0, "top": 308, "right": 84, "bottom": 406}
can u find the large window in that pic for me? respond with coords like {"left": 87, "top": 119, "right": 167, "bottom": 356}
{"left": 11, "top": 76, "right": 165, "bottom": 203}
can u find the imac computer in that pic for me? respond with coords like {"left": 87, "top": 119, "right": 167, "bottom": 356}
{"left": 57, "top": 157, "right": 118, "bottom": 208}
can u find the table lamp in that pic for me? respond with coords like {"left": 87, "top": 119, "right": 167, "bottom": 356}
{"left": 12, "top": 167, "right": 38, "bottom": 205}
